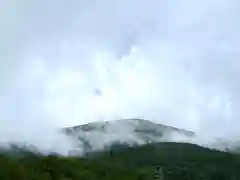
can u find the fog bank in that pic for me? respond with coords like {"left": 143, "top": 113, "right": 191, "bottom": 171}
{"left": 1, "top": 0, "right": 240, "bottom": 153}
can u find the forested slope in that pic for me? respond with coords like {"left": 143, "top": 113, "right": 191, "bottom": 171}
{"left": 0, "top": 142, "right": 239, "bottom": 180}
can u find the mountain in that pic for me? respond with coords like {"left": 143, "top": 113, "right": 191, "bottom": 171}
{"left": 62, "top": 118, "right": 195, "bottom": 155}
{"left": 2, "top": 120, "right": 240, "bottom": 179}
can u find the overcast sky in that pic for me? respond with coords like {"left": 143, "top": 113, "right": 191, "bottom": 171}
{"left": 1, "top": 0, "right": 240, "bottom": 150}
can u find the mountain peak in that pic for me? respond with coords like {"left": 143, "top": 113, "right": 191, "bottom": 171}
{"left": 62, "top": 118, "right": 195, "bottom": 155}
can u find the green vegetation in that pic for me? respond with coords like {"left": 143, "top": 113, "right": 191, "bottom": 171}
{"left": 0, "top": 142, "right": 240, "bottom": 180}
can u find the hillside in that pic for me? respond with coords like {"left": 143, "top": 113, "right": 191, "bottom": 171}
{"left": 62, "top": 118, "right": 195, "bottom": 155}
{"left": 0, "top": 142, "right": 240, "bottom": 180}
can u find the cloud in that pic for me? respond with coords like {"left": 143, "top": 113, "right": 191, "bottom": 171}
{"left": 1, "top": 0, "right": 240, "bottom": 153}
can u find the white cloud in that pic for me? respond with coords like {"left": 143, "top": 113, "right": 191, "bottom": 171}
{"left": 1, "top": 0, "right": 240, "bottom": 153}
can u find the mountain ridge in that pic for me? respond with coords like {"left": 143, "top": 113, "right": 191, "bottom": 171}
{"left": 61, "top": 118, "right": 195, "bottom": 155}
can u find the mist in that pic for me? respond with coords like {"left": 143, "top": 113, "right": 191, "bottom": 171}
{"left": 1, "top": 0, "right": 240, "bottom": 154}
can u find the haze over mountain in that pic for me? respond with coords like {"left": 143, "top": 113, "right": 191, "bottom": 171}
{"left": 63, "top": 118, "right": 240, "bottom": 155}
{"left": 62, "top": 118, "right": 195, "bottom": 154}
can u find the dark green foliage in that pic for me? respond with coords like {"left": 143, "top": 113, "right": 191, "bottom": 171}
{"left": 0, "top": 142, "right": 240, "bottom": 180}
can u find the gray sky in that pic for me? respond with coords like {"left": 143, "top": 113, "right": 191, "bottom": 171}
{"left": 1, "top": 0, "right": 240, "bottom": 150}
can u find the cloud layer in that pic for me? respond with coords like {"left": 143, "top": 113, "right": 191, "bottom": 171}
{"left": 1, "top": 0, "right": 240, "bottom": 152}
